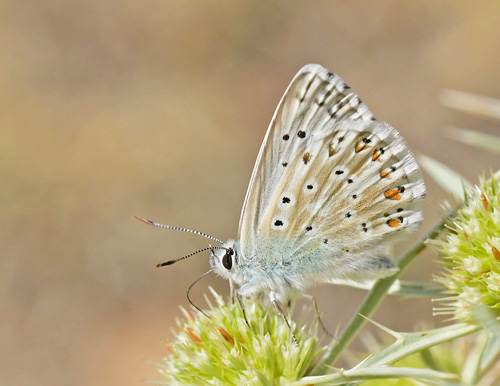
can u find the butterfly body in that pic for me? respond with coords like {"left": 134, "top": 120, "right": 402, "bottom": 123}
{"left": 209, "top": 64, "right": 425, "bottom": 308}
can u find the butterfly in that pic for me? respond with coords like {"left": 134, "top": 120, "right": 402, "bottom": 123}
{"left": 136, "top": 64, "right": 425, "bottom": 326}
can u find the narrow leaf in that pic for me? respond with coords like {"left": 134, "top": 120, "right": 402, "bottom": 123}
{"left": 480, "top": 334, "right": 500, "bottom": 372}
{"left": 359, "top": 323, "right": 480, "bottom": 368}
{"left": 441, "top": 89, "right": 500, "bottom": 120}
{"left": 418, "top": 154, "right": 473, "bottom": 200}
{"left": 389, "top": 280, "right": 447, "bottom": 298}
{"left": 462, "top": 331, "right": 489, "bottom": 385}
{"left": 445, "top": 127, "right": 500, "bottom": 155}
{"left": 290, "top": 366, "right": 457, "bottom": 386}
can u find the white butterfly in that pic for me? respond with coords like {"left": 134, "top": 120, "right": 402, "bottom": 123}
{"left": 137, "top": 64, "right": 425, "bottom": 321}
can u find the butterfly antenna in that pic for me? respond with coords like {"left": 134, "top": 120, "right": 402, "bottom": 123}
{"left": 187, "top": 269, "right": 213, "bottom": 317}
{"left": 132, "top": 216, "right": 225, "bottom": 244}
{"left": 156, "top": 246, "right": 228, "bottom": 268}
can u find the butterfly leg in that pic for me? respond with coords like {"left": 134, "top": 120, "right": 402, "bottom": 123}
{"left": 270, "top": 293, "right": 298, "bottom": 346}
{"left": 235, "top": 290, "right": 251, "bottom": 328}
{"left": 304, "top": 294, "right": 336, "bottom": 338}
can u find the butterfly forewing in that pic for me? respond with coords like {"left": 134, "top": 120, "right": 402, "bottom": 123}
{"left": 238, "top": 64, "right": 425, "bottom": 286}
{"left": 239, "top": 66, "right": 372, "bottom": 242}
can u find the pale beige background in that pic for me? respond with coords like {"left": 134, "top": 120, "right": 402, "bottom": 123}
{"left": 2, "top": 1, "right": 500, "bottom": 384}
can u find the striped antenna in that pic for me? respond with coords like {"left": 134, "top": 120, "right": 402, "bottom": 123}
{"left": 156, "top": 246, "right": 228, "bottom": 268}
{"left": 132, "top": 216, "right": 225, "bottom": 244}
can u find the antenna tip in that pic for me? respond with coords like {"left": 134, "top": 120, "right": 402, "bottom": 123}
{"left": 132, "top": 215, "right": 151, "bottom": 225}
{"left": 157, "top": 260, "right": 175, "bottom": 268}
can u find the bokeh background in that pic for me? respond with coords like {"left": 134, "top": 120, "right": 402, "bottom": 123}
{"left": 2, "top": 1, "right": 500, "bottom": 384}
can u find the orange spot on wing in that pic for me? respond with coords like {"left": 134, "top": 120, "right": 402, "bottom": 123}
{"left": 185, "top": 327, "right": 203, "bottom": 346}
{"left": 303, "top": 152, "right": 312, "bottom": 164}
{"left": 218, "top": 327, "right": 235, "bottom": 345}
{"left": 380, "top": 171, "right": 390, "bottom": 179}
{"left": 372, "top": 150, "right": 381, "bottom": 161}
{"left": 355, "top": 143, "right": 370, "bottom": 153}
{"left": 384, "top": 189, "right": 401, "bottom": 200}
{"left": 387, "top": 219, "right": 400, "bottom": 227}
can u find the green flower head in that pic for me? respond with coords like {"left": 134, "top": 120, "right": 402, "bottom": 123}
{"left": 153, "top": 288, "right": 320, "bottom": 385}
{"left": 433, "top": 172, "right": 500, "bottom": 322}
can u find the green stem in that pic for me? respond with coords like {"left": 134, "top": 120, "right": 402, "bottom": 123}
{"left": 310, "top": 218, "right": 447, "bottom": 375}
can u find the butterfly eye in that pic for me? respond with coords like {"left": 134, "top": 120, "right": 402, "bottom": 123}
{"left": 222, "top": 249, "right": 233, "bottom": 270}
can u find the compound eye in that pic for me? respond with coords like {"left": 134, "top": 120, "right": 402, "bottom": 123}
{"left": 222, "top": 249, "right": 233, "bottom": 270}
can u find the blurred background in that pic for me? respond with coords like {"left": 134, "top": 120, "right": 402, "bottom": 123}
{"left": 2, "top": 1, "right": 500, "bottom": 384}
